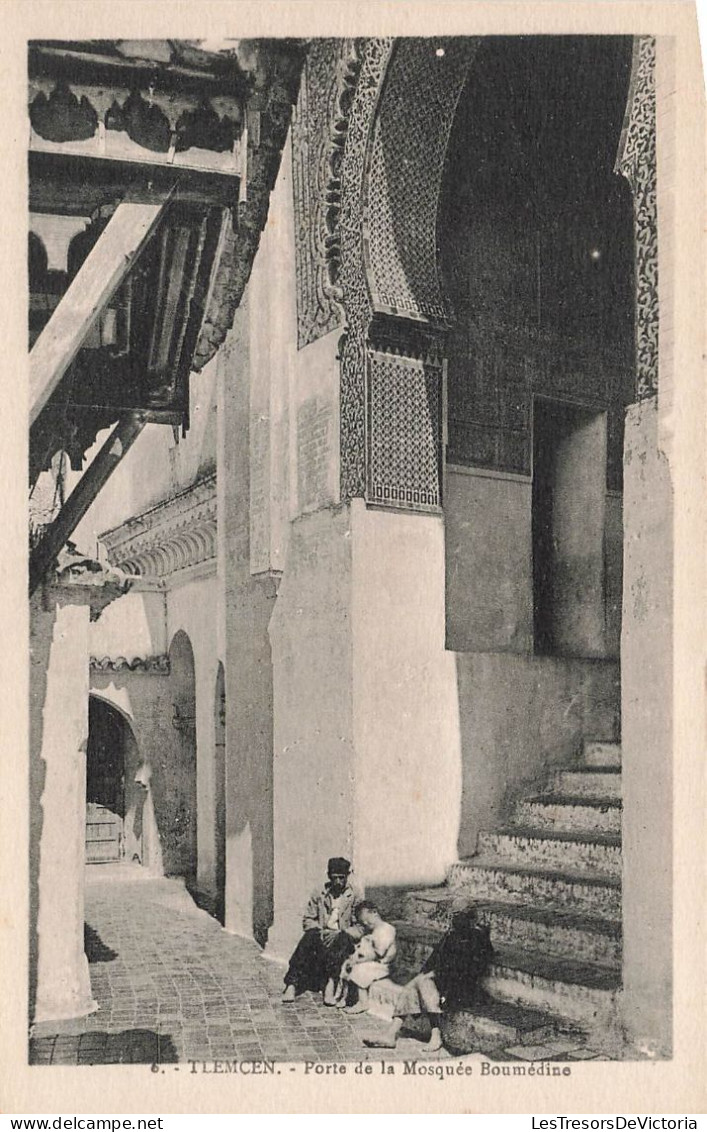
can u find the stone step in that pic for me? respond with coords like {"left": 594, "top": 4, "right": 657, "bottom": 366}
{"left": 550, "top": 768, "right": 622, "bottom": 800}
{"left": 477, "top": 903, "right": 620, "bottom": 968}
{"left": 368, "top": 976, "right": 562, "bottom": 1050}
{"left": 374, "top": 925, "right": 619, "bottom": 1031}
{"left": 583, "top": 740, "right": 622, "bottom": 768}
{"left": 393, "top": 903, "right": 620, "bottom": 970}
{"left": 477, "top": 829, "right": 622, "bottom": 880}
{"left": 485, "top": 945, "right": 620, "bottom": 1029}
{"left": 514, "top": 795, "right": 622, "bottom": 837}
{"left": 405, "top": 865, "right": 620, "bottom": 929}
{"left": 391, "top": 919, "right": 442, "bottom": 971}
{"left": 441, "top": 1000, "right": 565, "bottom": 1055}
{"left": 447, "top": 857, "right": 621, "bottom": 918}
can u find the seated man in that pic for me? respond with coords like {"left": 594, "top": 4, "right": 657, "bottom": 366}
{"left": 363, "top": 907, "right": 493, "bottom": 1052}
{"left": 340, "top": 900, "right": 397, "bottom": 1014}
{"left": 282, "top": 857, "right": 363, "bottom": 1005}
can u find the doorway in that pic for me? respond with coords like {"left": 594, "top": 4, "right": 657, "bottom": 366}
{"left": 532, "top": 397, "right": 608, "bottom": 657}
{"left": 86, "top": 696, "right": 137, "bottom": 864}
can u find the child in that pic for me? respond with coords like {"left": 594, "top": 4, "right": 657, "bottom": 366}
{"left": 339, "top": 900, "right": 397, "bottom": 1015}
{"left": 363, "top": 907, "right": 493, "bottom": 1052}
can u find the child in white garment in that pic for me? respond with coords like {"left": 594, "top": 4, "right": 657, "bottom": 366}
{"left": 339, "top": 900, "right": 397, "bottom": 1015}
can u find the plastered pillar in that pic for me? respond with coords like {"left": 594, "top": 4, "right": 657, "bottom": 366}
{"left": 350, "top": 501, "right": 462, "bottom": 888}
{"left": 267, "top": 504, "right": 355, "bottom": 961}
{"left": 620, "top": 398, "right": 673, "bottom": 1056}
{"left": 31, "top": 595, "right": 96, "bottom": 1024}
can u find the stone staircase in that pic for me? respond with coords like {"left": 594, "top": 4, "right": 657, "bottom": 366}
{"left": 369, "top": 739, "right": 623, "bottom": 1055}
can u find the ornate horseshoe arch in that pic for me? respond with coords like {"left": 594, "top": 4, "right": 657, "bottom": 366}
{"left": 337, "top": 37, "right": 479, "bottom": 508}
{"left": 292, "top": 35, "right": 658, "bottom": 506}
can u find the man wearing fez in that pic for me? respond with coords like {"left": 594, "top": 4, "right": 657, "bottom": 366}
{"left": 282, "top": 857, "right": 364, "bottom": 1005}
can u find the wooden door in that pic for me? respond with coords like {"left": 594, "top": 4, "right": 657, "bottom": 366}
{"left": 85, "top": 801, "right": 123, "bottom": 862}
{"left": 86, "top": 698, "right": 125, "bottom": 863}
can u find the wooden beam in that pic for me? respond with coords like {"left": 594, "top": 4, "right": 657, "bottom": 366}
{"left": 30, "top": 201, "right": 164, "bottom": 426}
{"left": 29, "top": 412, "right": 146, "bottom": 595}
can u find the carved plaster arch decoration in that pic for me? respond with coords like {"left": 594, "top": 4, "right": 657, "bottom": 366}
{"left": 362, "top": 38, "right": 480, "bottom": 326}
{"left": 291, "top": 37, "right": 364, "bottom": 348}
{"left": 337, "top": 36, "right": 479, "bottom": 506}
{"left": 615, "top": 35, "right": 658, "bottom": 402}
{"left": 338, "top": 37, "right": 395, "bottom": 501}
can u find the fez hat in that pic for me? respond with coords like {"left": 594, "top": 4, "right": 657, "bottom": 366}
{"left": 327, "top": 857, "right": 351, "bottom": 876}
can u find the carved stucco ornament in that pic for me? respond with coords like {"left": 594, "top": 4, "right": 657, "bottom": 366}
{"left": 100, "top": 473, "right": 217, "bottom": 581}
{"left": 338, "top": 37, "right": 478, "bottom": 507}
{"left": 291, "top": 38, "right": 364, "bottom": 348}
{"left": 615, "top": 35, "right": 659, "bottom": 402}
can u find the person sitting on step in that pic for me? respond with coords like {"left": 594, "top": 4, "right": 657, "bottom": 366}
{"left": 338, "top": 901, "right": 397, "bottom": 1015}
{"left": 281, "top": 857, "right": 364, "bottom": 1005}
{"left": 363, "top": 907, "right": 493, "bottom": 1052}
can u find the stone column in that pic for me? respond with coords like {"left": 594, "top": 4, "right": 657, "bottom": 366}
{"left": 30, "top": 548, "right": 131, "bottom": 1024}
{"left": 31, "top": 592, "right": 96, "bottom": 1023}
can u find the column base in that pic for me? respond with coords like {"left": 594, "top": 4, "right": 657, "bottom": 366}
{"left": 264, "top": 908, "right": 301, "bottom": 966}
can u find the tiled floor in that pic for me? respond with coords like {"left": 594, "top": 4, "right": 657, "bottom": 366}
{"left": 30, "top": 873, "right": 443, "bottom": 1066}
{"left": 29, "top": 872, "right": 602, "bottom": 1066}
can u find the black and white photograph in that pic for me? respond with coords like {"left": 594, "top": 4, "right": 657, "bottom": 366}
{"left": 3, "top": 0, "right": 705, "bottom": 1116}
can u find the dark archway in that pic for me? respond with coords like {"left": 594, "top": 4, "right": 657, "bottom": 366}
{"left": 439, "top": 35, "right": 635, "bottom": 481}
{"left": 86, "top": 696, "right": 140, "bottom": 864}
{"left": 438, "top": 35, "right": 634, "bottom": 659}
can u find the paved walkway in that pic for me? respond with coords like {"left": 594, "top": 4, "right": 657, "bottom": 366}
{"left": 30, "top": 872, "right": 605, "bottom": 1067}
{"left": 30, "top": 873, "right": 458, "bottom": 1066}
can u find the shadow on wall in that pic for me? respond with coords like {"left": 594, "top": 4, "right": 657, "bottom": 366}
{"left": 366, "top": 649, "right": 619, "bottom": 924}
{"left": 225, "top": 573, "right": 278, "bottom": 947}
{"left": 454, "top": 650, "right": 620, "bottom": 857}
{"left": 168, "top": 631, "right": 198, "bottom": 882}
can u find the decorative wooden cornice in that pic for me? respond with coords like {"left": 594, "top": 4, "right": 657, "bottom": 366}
{"left": 100, "top": 472, "right": 216, "bottom": 581}
{"left": 28, "top": 41, "right": 250, "bottom": 177}
{"left": 28, "top": 36, "right": 306, "bottom": 388}
{"left": 192, "top": 43, "right": 305, "bottom": 369}
{"left": 90, "top": 654, "right": 170, "bottom": 675}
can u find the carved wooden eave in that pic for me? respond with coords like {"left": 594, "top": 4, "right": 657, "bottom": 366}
{"left": 99, "top": 472, "right": 217, "bottom": 582}
{"left": 28, "top": 39, "right": 304, "bottom": 593}
{"left": 29, "top": 37, "right": 306, "bottom": 459}
{"left": 192, "top": 41, "right": 306, "bottom": 370}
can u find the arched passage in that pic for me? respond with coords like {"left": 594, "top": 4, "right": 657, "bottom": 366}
{"left": 438, "top": 35, "right": 634, "bottom": 658}
{"left": 86, "top": 695, "right": 140, "bottom": 864}
{"left": 168, "top": 630, "right": 198, "bottom": 882}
